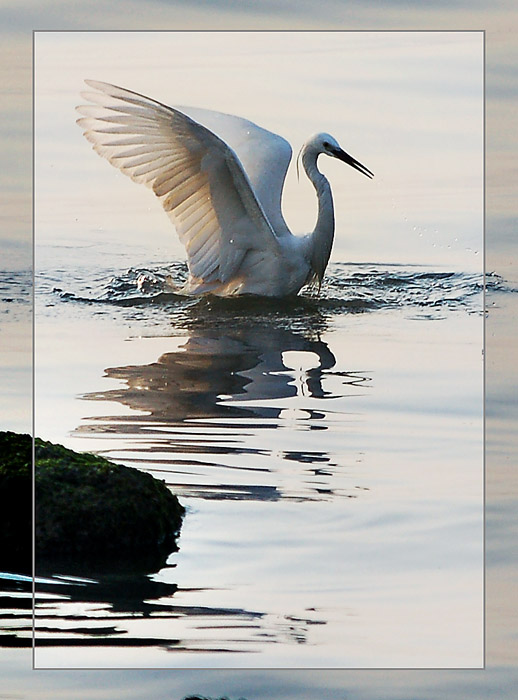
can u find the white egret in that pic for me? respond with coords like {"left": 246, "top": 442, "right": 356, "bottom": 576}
{"left": 76, "top": 80, "right": 373, "bottom": 297}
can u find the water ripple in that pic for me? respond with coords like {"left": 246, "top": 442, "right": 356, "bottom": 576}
{"left": 33, "top": 260, "right": 493, "bottom": 322}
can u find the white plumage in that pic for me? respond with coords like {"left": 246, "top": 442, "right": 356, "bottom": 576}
{"left": 76, "top": 80, "right": 373, "bottom": 297}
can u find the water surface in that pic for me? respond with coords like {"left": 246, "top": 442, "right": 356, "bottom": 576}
{"left": 29, "top": 257, "right": 485, "bottom": 668}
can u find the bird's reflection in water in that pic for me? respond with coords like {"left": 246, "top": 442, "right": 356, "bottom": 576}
{"left": 33, "top": 314, "right": 369, "bottom": 654}
{"left": 78, "top": 315, "right": 371, "bottom": 503}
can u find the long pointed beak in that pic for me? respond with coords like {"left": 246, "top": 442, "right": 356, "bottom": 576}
{"left": 333, "top": 147, "right": 374, "bottom": 179}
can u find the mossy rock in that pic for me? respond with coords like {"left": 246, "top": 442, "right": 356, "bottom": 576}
{"left": 0, "top": 431, "right": 185, "bottom": 572}
{"left": 35, "top": 439, "right": 185, "bottom": 561}
{"left": 0, "top": 431, "right": 32, "bottom": 572}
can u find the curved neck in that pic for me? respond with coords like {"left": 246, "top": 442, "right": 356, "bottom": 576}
{"left": 302, "top": 148, "right": 335, "bottom": 285}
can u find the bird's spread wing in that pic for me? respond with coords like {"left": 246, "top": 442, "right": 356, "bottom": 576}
{"left": 175, "top": 106, "right": 293, "bottom": 236}
{"left": 76, "top": 80, "right": 281, "bottom": 285}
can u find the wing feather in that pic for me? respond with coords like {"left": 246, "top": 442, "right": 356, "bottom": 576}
{"left": 76, "top": 80, "right": 280, "bottom": 285}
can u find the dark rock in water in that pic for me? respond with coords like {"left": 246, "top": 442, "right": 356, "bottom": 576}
{"left": 0, "top": 431, "right": 32, "bottom": 572}
{"left": 0, "top": 431, "right": 185, "bottom": 573}
{"left": 35, "top": 438, "right": 185, "bottom": 564}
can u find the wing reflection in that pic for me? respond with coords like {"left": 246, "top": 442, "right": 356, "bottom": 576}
{"left": 36, "top": 320, "right": 369, "bottom": 655}
{"left": 85, "top": 327, "right": 341, "bottom": 421}
{"left": 31, "top": 563, "right": 291, "bottom": 653}
{"left": 78, "top": 322, "right": 371, "bottom": 503}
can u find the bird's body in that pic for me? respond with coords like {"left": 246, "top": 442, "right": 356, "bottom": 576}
{"left": 76, "top": 81, "right": 373, "bottom": 298}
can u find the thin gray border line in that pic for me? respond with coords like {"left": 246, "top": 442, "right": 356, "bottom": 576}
{"left": 482, "top": 27, "right": 487, "bottom": 672}
{"left": 31, "top": 27, "right": 486, "bottom": 672}
{"left": 33, "top": 28, "right": 485, "bottom": 32}
{"left": 31, "top": 28, "right": 36, "bottom": 673}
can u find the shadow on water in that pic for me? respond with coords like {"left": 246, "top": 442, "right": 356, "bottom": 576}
{"left": 0, "top": 573, "right": 33, "bottom": 648}
{"left": 30, "top": 549, "right": 325, "bottom": 653}
{"left": 31, "top": 560, "right": 268, "bottom": 651}
{"left": 0, "top": 562, "right": 270, "bottom": 651}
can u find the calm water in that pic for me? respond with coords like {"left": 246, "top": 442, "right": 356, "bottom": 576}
{"left": 26, "top": 253, "right": 484, "bottom": 668}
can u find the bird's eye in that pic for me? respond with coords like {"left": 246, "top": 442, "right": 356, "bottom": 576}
{"left": 323, "top": 141, "right": 330, "bottom": 148}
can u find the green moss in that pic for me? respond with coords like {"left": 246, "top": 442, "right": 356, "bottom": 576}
{"left": 0, "top": 431, "right": 185, "bottom": 573}
{"left": 35, "top": 438, "right": 185, "bottom": 560}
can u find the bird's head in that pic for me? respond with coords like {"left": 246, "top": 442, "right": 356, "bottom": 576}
{"left": 307, "top": 132, "right": 374, "bottom": 179}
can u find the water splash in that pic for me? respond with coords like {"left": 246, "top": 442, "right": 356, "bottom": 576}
{"left": 39, "top": 261, "right": 491, "bottom": 319}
